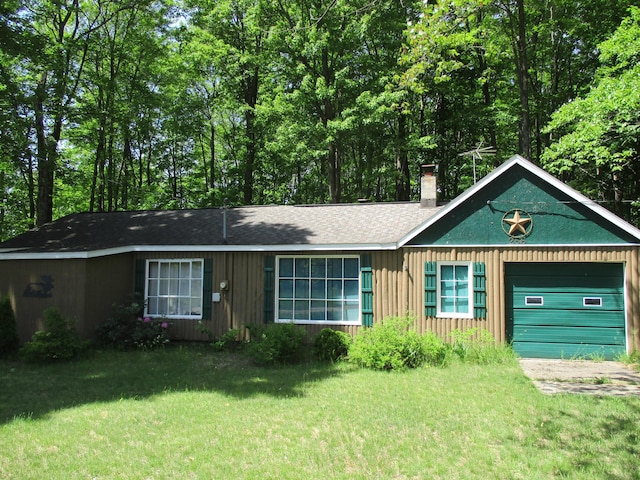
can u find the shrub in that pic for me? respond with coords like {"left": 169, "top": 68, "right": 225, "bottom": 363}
{"left": 247, "top": 322, "right": 306, "bottom": 365}
{"left": 349, "top": 316, "right": 446, "bottom": 371}
{"left": 0, "top": 295, "right": 19, "bottom": 357}
{"left": 213, "top": 328, "right": 242, "bottom": 351}
{"left": 449, "top": 328, "right": 516, "bottom": 365}
{"left": 313, "top": 328, "right": 352, "bottom": 362}
{"left": 96, "top": 297, "right": 170, "bottom": 350}
{"left": 20, "top": 307, "right": 89, "bottom": 362}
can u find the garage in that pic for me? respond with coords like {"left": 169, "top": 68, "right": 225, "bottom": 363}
{"left": 506, "top": 262, "right": 626, "bottom": 360}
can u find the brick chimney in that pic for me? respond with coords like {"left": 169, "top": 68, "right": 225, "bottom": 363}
{"left": 420, "top": 164, "right": 437, "bottom": 208}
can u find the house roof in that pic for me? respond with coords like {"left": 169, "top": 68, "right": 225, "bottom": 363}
{"left": 2, "top": 155, "right": 639, "bottom": 260}
{"left": 0, "top": 202, "right": 441, "bottom": 258}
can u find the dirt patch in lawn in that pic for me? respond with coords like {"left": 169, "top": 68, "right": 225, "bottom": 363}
{"left": 519, "top": 358, "right": 640, "bottom": 396}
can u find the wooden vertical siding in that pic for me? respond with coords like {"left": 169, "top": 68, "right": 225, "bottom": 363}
{"left": 380, "top": 246, "right": 640, "bottom": 351}
{"left": 0, "top": 259, "right": 88, "bottom": 343}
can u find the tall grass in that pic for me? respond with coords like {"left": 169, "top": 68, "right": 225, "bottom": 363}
{"left": 1, "top": 347, "right": 639, "bottom": 479}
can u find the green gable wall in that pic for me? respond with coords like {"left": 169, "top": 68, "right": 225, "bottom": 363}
{"left": 409, "top": 164, "right": 638, "bottom": 246}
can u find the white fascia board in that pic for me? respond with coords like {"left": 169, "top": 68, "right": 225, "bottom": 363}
{"left": 398, "top": 155, "right": 640, "bottom": 246}
{"left": 0, "top": 242, "right": 398, "bottom": 260}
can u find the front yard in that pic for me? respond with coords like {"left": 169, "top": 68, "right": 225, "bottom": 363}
{"left": 1, "top": 348, "right": 639, "bottom": 479}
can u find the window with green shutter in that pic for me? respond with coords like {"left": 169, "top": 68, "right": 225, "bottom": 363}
{"left": 424, "top": 261, "right": 486, "bottom": 319}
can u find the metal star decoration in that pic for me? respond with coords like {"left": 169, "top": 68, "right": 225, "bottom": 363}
{"left": 502, "top": 209, "right": 532, "bottom": 236}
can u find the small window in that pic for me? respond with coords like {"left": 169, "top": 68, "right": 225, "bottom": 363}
{"left": 145, "top": 259, "right": 204, "bottom": 319}
{"left": 583, "top": 297, "right": 602, "bottom": 307}
{"left": 525, "top": 296, "right": 544, "bottom": 306}
{"left": 437, "top": 262, "right": 473, "bottom": 318}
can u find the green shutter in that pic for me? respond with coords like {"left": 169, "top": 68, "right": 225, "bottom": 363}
{"left": 473, "top": 262, "right": 486, "bottom": 319}
{"left": 134, "top": 259, "right": 145, "bottom": 300}
{"left": 264, "top": 256, "right": 275, "bottom": 323}
{"left": 360, "top": 254, "right": 373, "bottom": 327}
{"left": 424, "top": 261, "right": 437, "bottom": 316}
{"left": 202, "top": 259, "right": 213, "bottom": 321}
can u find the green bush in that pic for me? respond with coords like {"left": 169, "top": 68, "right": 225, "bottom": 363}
{"left": 20, "top": 307, "right": 89, "bottom": 362}
{"left": 349, "top": 316, "right": 446, "bottom": 371}
{"left": 313, "top": 328, "right": 352, "bottom": 362}
{"left": 96, "top": 297, "right": 170, "bottom": 350}
{"left": 213, "top": 328, "right": 242, "bottom": 351}
{"left": 448, "top": 328, "right": 516, "bottom": 365}
{"left": 247, "top": 322, "right": 306, "bottom": 365}
{"left": 0, "top": 295, "right": 19, "bottom": 357}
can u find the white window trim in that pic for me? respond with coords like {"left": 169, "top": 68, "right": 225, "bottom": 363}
{"left": 436, "top": 261, "right": 474, "bottom": 319}
{"left": 275, "top": 255, "right": 361, "bottom": 326}
{"left": 144, "top": 258, "right": 204, "bottom": 320}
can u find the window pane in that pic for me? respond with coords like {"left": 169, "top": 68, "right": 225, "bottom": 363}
{"left": 344, "top": 280, "right": 358, "bottom": 300}
{"left": 279, "top": 258, "right": 293, "bottom": 277}
{"left": 458, "top": 283, "right": 469, "bottom": 297}
{"left": 191, "top": 298, "right": 202, "bottom": 315}
{"left": 327, "top": 301, "right": 342, "bottom": 321}
{"left": 457, "top": 301, "right": 469, "bottom": 314}
{"left": 441, "top": 297, "right": 455, "bottom": 313}
{"left": 441, "top": 281, "right": 454, "bottom": 296}
{"left": 159, "top": 279, "right": 169, "bottom": 295}
{"left": 441, "top": 265, "right": 453, "bottom": 280}
{"left": 327, "top": 280, "right": 342, "bottom": 299}
{"left": 279, "top": 300, "right": 293, "bottom": 320}
{"left": 192, "top": 280, "right": 202, "bottom": 294}
{"left": 344, "top": 302, "right": 359, "bottom": 322}
{"left": 295, "top": 279, "right": 309, "bottom": 299}
{"left": 344, "top": 258, "right": 359, "bottom": 278}
{"left": 455, "top": 265, "right": 468, "bottom": 282}
{"left": 295, "top": 258, "right": 309, "bottom": 277}
{"left": 170, "top": 262, "right": 179, "bottom": 278}
{"left": 149, "top": 262, "right": 159, "bottom": 278}
{"left": 160, "top": 263, "right": 170, "bottom": 277}
{"left": 279, "top": 280, "right": 293, "bottom": 299}
{"left": 327, "top": 258, "right": 342, "bottom": 278}
{"left": 311, "top": 279, "right": 325, "bottom": 299}
{"left": 311, "top": 258, "right": 326, "bottom": 278}
{"left": 179, "top": 279, "right": 190, "bottom": 296}
{"left": 310, "top": 300, "right": 325, "bottom": 321}
{"left": 148, "top": 279, "right": 158, "bottom": 297}
{"left": 192, "top": 261, "right": 202, "bottom": 278}
{"left": 158, "top": 298, "right": 168, "bottom": 315}
{"left": 179, "top": 298, "right": 190, "bottom": 315}
{"left": 180, "top": 262, "right": 190, "bottom": 278}
{"left": 148, "top": 298, "right": 158, "bottom": 315}
{"left": 169, "top": 279, "right": 179, "bottom": 296}
{"left": 294, "top": 300, "right": 309, "bottom": 320}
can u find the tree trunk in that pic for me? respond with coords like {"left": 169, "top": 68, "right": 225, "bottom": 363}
{"left": 395, "top": 113, "right": 410, "bottom": 201}
{"left": 515, "top": 0, "right": 532, "bottom": 160}
{"left": 35, "top": 72, "right": 54, "bottom": 226}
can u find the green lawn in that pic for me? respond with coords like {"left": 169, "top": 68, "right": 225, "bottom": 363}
{"left": 1, "top": 348, "right": 639, "bottom": 479}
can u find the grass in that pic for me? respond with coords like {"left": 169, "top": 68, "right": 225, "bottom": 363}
{"left": 1, "top": 347, "right": 639, "bottom": 479}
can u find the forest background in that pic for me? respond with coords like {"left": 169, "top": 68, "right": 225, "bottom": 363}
{"left": 1, "top": 0, "right": 640, "bottom": 241}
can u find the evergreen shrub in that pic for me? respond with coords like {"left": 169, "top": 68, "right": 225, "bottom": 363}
{"left": 247, "top": 322, "right": 306, "bottom": 365}
{"left": 20, "top": 307, "right": 89, "bottom": 362}
{"left": 313, "top": 328, "right": 351, "bottom": 361}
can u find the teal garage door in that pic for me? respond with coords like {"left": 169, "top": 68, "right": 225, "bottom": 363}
{"left": 505, "top": 263, "right": 626, "bottom": 360}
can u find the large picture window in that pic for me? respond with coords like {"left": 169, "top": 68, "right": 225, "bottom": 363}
{"left": 276, "top": 256, "right": 360, "bottom": 324}
{"left": 145, "top": 259, "right": 203, "bottom": 319}
{"left": 437, "top": 262, "right": 473, "bottom": 318}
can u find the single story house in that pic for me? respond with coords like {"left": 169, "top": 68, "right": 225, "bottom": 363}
{"left": 1, "top": 155, "right": 639, "bottom": 359}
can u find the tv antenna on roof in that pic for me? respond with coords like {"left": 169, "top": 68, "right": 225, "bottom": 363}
{"left": 458, "top": 141, "right": 496, "bottom": 184}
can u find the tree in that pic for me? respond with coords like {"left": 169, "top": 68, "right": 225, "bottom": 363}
{"left": 541, "top": 6, "right": 640, "bottom": 224}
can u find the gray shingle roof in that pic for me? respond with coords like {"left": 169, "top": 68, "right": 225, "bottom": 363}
{"left": 0, "top": 202, "right": 441, "bottom": 254}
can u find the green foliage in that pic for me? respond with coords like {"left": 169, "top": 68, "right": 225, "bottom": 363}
{"left": 349, "top": 316, "right": 447, "bottom": 371}
{"left": 312, "top": 328, "right": 352, "bottom": 362}
{"left": 0, "top": 295, "right": 19, "bottom": 356}
{"left": 20, "top": 307, "right": 89, "bottom": 362}
{"left": 448, "top": 327, "right": 516, "bottom": 365}
{"left": 96, "top": 297, "right": 170, "bottom": 350}
{"left": 247, "top": 322, "right": 306, "bottom": 365}
{"left": 212, "top": 328, "right": 242, "bottom": 352}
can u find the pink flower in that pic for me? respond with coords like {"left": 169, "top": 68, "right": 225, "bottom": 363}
{"left": 143, "top": 317, "right": 151, "bottom": 323}
{"left": 137, "top": 317, "right": 143, "bottom": 322}
{"left": 161, "top": 322, "right": 168, "bottom": 329}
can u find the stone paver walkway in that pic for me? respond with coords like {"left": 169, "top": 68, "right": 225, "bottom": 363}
{"left": 518, "top": 358, "right": 640, "bottom": 396}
